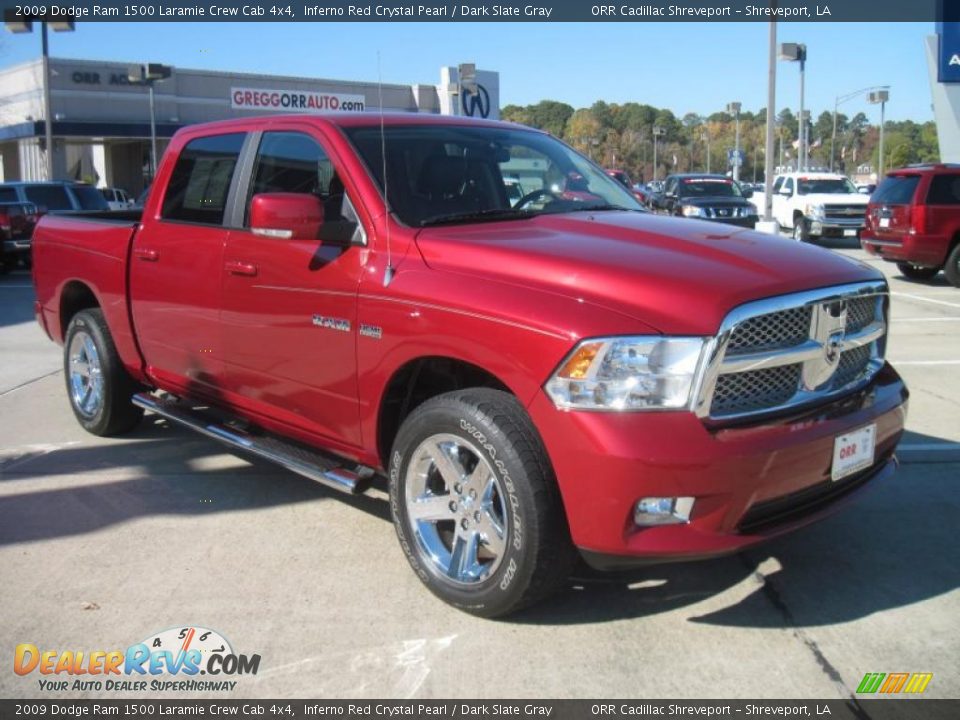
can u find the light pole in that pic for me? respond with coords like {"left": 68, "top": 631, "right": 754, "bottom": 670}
{"left": 652, "top": 125, "right": 666, "bottom": 181}
{"left": 128, "top": 63, "right": 173, "bottom": 180}
{"left": 701, "top": 129, "right": 711, "bottom": 173}
{"left": 727, "top": 102, "right": 742, "bottom": 181}
{"left": 831, "top": 85, "right": 889, "bottom": 172}
{"left": 868, "top": 89, "right": 890, "bottom": 180}
{"left": 779, "top": 42, "right": 807, "bottom": 171}
{"left": 800, "top": 110, "right": 810, "bottom": 170}
{"left": 5, "top": 20, "right": 75, "bottom": 180}
{"left": 763, "top": 21, "right": 777, "bottom": 224}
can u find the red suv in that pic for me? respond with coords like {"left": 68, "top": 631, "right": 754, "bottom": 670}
{"left": 862, "top": 164, "right": 960, "bottom": 286}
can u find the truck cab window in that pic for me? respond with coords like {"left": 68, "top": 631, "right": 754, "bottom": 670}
{"left": 162, "top": 133, "right": 246, "bottom": 225}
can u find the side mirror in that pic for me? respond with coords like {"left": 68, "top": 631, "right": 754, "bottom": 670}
{"left": 741, "top": 188, "right": 753, "bottom": 199}
{"left": 250, "top": 193, "right": 324, "bottom": 240}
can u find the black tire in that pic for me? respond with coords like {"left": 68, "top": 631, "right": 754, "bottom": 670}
{"left": 945, "top": 244, "right": 960, "bottom": 288}
{"left": 389, "top": 388, "right": 575, "bottom": 617}
{"left": 793, "top": 216, "right": 810, "bottom": 242}
{"left": 897, "top": 262, "right": 941, "bottom": 281}
{"left": 63, "top": 308, "right": 144, "bottom": 436}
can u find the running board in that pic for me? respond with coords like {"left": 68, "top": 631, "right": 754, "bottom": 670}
{"left": 132, "top": 393, "right": 373, "bottom": 495}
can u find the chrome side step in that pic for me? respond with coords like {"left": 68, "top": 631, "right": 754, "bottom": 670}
{"left": 132, "top": 393, "right": 373, "bottom": 495}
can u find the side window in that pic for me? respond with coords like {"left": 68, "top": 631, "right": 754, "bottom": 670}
{"left": 247, "top": 132, "right": 332, "bottom": 216}
{"left": 772, "top": 177, "right": 784, "bottom": 193}
{"left": 784, "top": 178, "right": 794, "bottom": 194}
{"left": 162, "top": 133, "right": 246, "bottom": 225}
{"left": 926, "top": 175, "right": 960, "bottom": 205}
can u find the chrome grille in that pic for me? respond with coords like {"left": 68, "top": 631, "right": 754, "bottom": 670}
{"left": 696, "top": 282, "right": 887, "bottom": 420}
{"left": 824, "top": 204, "right": 866, "bottom": 220}
{"left": 845, "top": 296, "right": 876, "bottom": 334}
{"left": 711, "top": 364, "right": 802, "bottom": 416}
{"left": 829, "top": 344, "right": 873, "bottom": 390}
{"left": 727, "top": 306, "right": 812, "bottom": 353}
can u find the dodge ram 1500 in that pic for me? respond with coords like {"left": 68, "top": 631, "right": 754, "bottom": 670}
{"left": 32, "top": 114, "right": 907, "bottom": 616}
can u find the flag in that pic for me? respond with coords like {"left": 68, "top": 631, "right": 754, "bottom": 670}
{"left": 672, "top": 154, "right": 678, "bottom": 166}
{"left": 810, "top": 137, "right": 822, "bottom": 149}
{"left": 791, "top": 139, "right": 800, "bottom": 150}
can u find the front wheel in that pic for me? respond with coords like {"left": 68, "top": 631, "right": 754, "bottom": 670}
{"left": 793, "top": 217, "right": 810, "bottom": 242}
{"left": 389, "top": 389, "right": 574, "bottom": 617}
{"left": 897, "top": 262, "right": 941, "bottom": 281}
{"left": 64, "top": 309, "right": 144, "bottom": 436}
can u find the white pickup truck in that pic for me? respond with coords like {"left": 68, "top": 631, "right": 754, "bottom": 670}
{"left": 754, "top": 172, "right": 869, "bottom": 242}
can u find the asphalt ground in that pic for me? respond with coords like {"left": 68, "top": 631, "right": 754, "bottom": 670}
{"left": 1, "top": 241, "right": 957, "bottom": 701}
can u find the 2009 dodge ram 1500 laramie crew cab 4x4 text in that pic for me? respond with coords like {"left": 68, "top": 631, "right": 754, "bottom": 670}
{"left": 32, "top": 114, "right": 907, "bottom": 617}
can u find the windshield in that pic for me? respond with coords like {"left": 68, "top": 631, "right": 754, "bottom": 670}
{"left": 678, "top": 178, "right": 743, "bottom": 198}
{"left": 343, "top": 124, "right": 643, "bottom": 227}
{"left": 796, "top": 177, "right": 858, "bottom": 195}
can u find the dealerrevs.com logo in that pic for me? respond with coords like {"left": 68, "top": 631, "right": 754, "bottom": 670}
{"left": 14, "top": 626, "right": 261, "bottom": 693}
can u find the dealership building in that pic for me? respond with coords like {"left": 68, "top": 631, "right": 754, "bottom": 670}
{"left": 0, "top": 57, "right": 500, "bottom": 193}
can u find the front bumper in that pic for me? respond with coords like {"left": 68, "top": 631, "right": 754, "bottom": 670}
{"left": 528, "top": 362, "right": 907, "bottom": 564}
{"left": 808, "top": 217, "right": 865, "bottom": 238}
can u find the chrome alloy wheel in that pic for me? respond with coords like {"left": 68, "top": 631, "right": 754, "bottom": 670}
{"left": 404, "top": 433, "right": 509, "bottom": 586}
{"left": 68, "top": 331, "right": 104, "bottom": 418}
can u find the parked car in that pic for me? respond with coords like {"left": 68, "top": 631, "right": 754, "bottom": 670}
{"left": 100, "top": 187, "right": 136, "bottom": 210}
{"left": 0, "top": 201, "right": 40, "bottom": 271}
{"left": 0, "top": 181, "right": 109, "bottom": 214}
{"left": 32, "top": 114, "right": 905, "bottom": 617}
{"left": 861, "top": 163, "right": 960, "bottom": 286}
{"left": 752, "top": 172, "right": 868, "bottom": 242}
{"left": 606, "top": 169, "right": 651, "bottom": 208}
{"left": 659, "top": 174, "right": 758, "bottom": 228}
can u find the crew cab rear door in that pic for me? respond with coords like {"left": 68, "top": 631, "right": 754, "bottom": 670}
{"left": 130, "top": 131, "right": 247, "bottom": 396}
{"left": 219, "top": 127, "right": 367, "bottom": 448}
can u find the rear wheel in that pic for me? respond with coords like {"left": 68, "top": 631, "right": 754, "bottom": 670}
{"left": 945, "top": 244, "right": 960, "bottom": 288}
{"left": 897, "top": 262, "right": 941, "bottom": 281}
{"left": 389, "top": 389, "right": 575, "bottom": 617}
{"left": 64, "top": 309, "right": 144, "bottom": 436}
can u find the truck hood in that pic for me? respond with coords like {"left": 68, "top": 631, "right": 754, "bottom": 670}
{"left": 414, "top": 211, "right": 881, "bottom": 336}
{"left": 798, "top": 193, "right": 869, "bottom": 206}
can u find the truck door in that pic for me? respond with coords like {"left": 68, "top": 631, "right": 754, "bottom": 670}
{"left": 220, "top": 129, "right": 366, "bottom": 448}
{"left": 130, "top": 132, "right": 247, "bottom": 398}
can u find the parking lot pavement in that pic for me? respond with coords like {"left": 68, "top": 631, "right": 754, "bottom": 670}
{"left": 1, "top": 255, "right": 958, "bottom": 701}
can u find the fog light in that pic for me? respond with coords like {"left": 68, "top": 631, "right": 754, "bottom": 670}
{"left": 634, "top": 497, "right": 695, "bottom": 526}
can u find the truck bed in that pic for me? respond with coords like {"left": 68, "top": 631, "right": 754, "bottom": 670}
{"left": 32, "top": 210, "right": 145, "bottom": 378}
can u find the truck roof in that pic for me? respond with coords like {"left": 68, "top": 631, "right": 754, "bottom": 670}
{"left": 176, "top": 112, "right": 530, "bottom": 135}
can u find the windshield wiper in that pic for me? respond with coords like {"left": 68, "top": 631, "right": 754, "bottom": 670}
{"left": 419, "top": 207, "right": 536, "bottom": 227}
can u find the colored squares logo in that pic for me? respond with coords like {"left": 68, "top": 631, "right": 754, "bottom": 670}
{"left": 857, "top": 672, "right": 933, "bottom": 694}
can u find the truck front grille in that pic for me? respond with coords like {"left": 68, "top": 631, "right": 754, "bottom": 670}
{"left": 824, "top": 204, "right": 866, "bottom": 221}
{"left": 694, "top": 282, "right": 888, "bottom": 421}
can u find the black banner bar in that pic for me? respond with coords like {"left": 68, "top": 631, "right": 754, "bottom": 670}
{"left": 0, "top": 0, "right": 957, "bottom": 23}
{"left": 1, "top": 700, "right": 959, "bottom": 720}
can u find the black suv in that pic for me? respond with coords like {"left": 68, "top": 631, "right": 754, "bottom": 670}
{"left": 659, "top": 174, "right": 759, "bottom": 229}
{"left": 0, "top": 201, "right": 40, "bottom": 272}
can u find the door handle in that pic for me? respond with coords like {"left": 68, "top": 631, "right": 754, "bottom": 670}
{"left": 134, "top": 248, "right": 159, "bottom": 262}
{"left": 225, "top": 260, "right": 258, "bottom": 277}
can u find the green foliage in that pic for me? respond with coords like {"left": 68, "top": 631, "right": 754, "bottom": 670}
{"left": 504, "top": 98, "right": 938, "bottom": 182}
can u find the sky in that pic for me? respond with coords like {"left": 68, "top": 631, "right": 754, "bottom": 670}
{"left": 0, "top": 21, "right": 939, "bottom": 125}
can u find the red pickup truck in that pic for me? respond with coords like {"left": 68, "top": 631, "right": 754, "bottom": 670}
{"left": 32, "top": 114, "right": 907, "bottom": 617}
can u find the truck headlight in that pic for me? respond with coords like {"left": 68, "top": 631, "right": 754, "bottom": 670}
{"left": 681, "top": 205, "right": 705, "bottom": 218}
{"left": 544, "top": 337, "right": 707, "bottom": 411}
{"left": 805, "top": 203, "right": 825, "bottom": 218}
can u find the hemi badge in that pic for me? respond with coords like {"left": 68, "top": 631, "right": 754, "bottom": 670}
{"left": 359, "top": 324, "right": 383, "bottom": 340}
